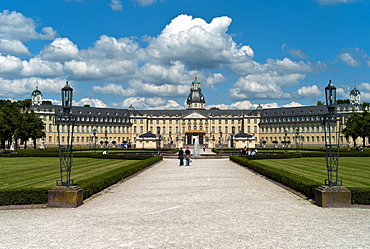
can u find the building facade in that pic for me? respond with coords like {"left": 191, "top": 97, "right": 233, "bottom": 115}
{"left": 30, "top": 80, "right": 364, "bottom": 149}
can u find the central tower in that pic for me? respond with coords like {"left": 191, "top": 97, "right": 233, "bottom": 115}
{"left": 186, "top": 77, "right": 206, "bottom": 109}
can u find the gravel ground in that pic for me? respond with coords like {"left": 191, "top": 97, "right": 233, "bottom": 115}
{"left": 1, "top": 158, "right": 370, "bottom": 249}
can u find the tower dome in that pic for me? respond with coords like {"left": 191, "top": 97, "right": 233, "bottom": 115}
{"left": 350, "top": 85, "right": 360, "bottom": 105}
{"left": 31, "top": 86, "right": 43, "bottom": 105}
{"left": 186, "top": 77, "right": 206, "bottom": 109}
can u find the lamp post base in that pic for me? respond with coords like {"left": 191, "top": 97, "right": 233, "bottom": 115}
{"left": 314, "top": 185, "right": 351, "bottom": 208}
{"left": 48, "top": 186, "right": 84, "bottom": 208}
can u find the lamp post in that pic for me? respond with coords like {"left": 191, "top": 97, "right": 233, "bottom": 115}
{"left": 105, "top": 128, "right": 108, "bottom": 152}
{"left": 284, "top": 128, "right": 287, "bottom": 152}
{"left": 315, "top": 80, "right": 350, "bottom": 208}
{"left": 93, "top": 127, "right": 97, "bottom": 154}
{"left": 56, "top": 81, "right": 75, "bottom": 187}
{"left": 219, "top": 131, "right": 223, "bottom": 153}
{"left": 169, "top": 131, "right": 172, "bottom": 149}
{"left": 296, "top": 127, "right": 299, "bottom": 153}
{"left": 231, "top": 126, "right": 235, "bottom": 154}
{"left": 323, "top": 80, "right": 342, "bottom": 187}
{"left": 156, "top": 127, "right": 161, "bottom": 155}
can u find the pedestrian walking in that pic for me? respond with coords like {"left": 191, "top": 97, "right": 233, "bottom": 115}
{"left": 178, "top": 147, "right": 184, "bottom": 166}
{"left": 185, "top": 147, "right": 191, "bottom": 166}
{"left": 203, "top": 145, "right": 206, "bottom": 152}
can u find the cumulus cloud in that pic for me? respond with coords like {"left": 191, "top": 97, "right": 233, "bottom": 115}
{"left": 229, "top": 72, "right": 305, "bottom": 100}
{"left": 132, "top": 0, "right": 165, "bottom": 6}
{"left": 338, "top": 48, "right": 369, "bottom": 67}
{"left": 0, "top": 38, "right": 30, "bottom": 56}
{"left": 146, "top": 15, "right": 254, "bottom": 69}
{"left": 114, "top": 97, "right": 182, "bottom": 110}
{"left": 40, "top": 38, "right": 79, "bottom": 61}
{"left": 0, "top": 10, "right": 56, "bottom": 42}
{"left": 282, "top": 44, "right": 307, "bottom": 59}
{"left": 359, "top": 82, "right": 370, "bottom": 91}
{"left": 297, "top": 85, "right": 321, "bottom": 98}
{"left": 316, "top": 0, "right": 362, "bottom": 5}
{"left": 74, "top": 98, "right": 108, "bottom": 108}
{"left": 109, "top": 0, "right": 123, "bottom": 11}
{"left": 0, "top": 77, "right": 66, "bottom": 98}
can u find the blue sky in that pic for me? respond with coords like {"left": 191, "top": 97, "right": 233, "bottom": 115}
{"left": 0, "top": 0, "right": 369, "bottom": 110}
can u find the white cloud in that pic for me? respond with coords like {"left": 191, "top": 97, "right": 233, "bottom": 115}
{"left": 40, "top": 38, "right": 79, "bottom": 61}
{"left": 316, "top": 0, "right": 362, "bottom": 5}
{"left": 109, "top": 0, "right": 123, "bottom": 11}
{"left": 113, "top": 97, "right": 182, "bottom": 109}
{"left": 281, "top": 102, "right": 304, "bottom": 108}
{"left": 282, "top": 44, "right": 307, "bottom": 59}
{"left": 0, "top": 10, "right": 56, "bottom": 42}
{"left": 74, "top": 98, "right": 108, "bottom": 108}
{"left": 339, "top": 52, "right": 361, "bottom": 67}
{"left": 0, "top": 38, "right": 30, "bottom": 56}
{"left": 0, "top": 77, "right": 66, "bottom": 98}
{"left": 297, "top": 85, "right": 321, "bottom": 98}
{"left": 146, "top": 14, "right": 254, "bottom": 69}
{"left": 21, "top": 57, "right": 64, "bottom": 77}
{"left": 230, "top": 72, "right": 304, "bottom": 100}
{"left": 132, "top": 0, "right": 165, "bottom": 6}
{"left": 92, "top": 83, "right": 136, "bottom": 97}
{"left": 359, "top": 82, "right": 370, "bottom": 91}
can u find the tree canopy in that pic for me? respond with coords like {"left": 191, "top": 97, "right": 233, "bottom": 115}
{"left": 0, "top": 100, "right": 45, "bottom": 149}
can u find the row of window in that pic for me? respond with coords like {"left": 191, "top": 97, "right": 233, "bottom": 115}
{"left": 261, "top": 136, "right": 343, "bottom": 143}
{"left": 261, "top": 124, "right": 338, "bottom": 133}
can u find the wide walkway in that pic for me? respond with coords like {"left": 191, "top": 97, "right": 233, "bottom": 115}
{"left": 1, "top": 158, "right": 370, "bottom": 248}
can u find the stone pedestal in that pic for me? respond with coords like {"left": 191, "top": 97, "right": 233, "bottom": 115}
{"left": 314, "top": 185, "right": 351, "bottom": 208}
{"left": 48, "top": 186, "right": 84, "bottom": 208}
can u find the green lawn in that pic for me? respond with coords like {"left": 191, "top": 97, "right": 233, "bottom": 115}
{"left": 0, "top": 157, "right": 140, "bottom": 190}
{"left": 258, "top": 157, "right": 370, "bottom": 188}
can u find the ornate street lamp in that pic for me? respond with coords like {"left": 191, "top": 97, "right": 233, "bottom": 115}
{"left": 315, "top": 80, "right": 350, "bottom": 208}
{"left": 219, "top": 131, "right": 223, "bottom": 153}
{"left": 156, "top": 127, "right": 161, "bottom": 155}
{"left": 93, "top": 127, "right": 97, "bottom": 154}
{"left": 323, "top": 80, "right": 342, "bottom": 187}
{"left": 231, "top": 126, "right": 235, "bottom": 154}
{"left": 56, "top": 81, "right": 75, "bottom": 187}
{"left": 325, "top": 80, "right": 336, "bottom": 114}
{"left": 284, "top": 128, "right": 288, "bottom": 152}
{"left": 295, "top": 127, "right": 299, "bottom": 153}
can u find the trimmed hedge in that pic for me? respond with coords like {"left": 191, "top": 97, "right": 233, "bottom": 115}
{"left": 230, "top": 156, "right": 321, "bottom": 199}
{"left": 348, "top": 187, "right": 370, "bottom": 205}
{"left": 0, "top": 156, "right": 162, "bottom": 206}
{"left": 0, "top": 188, "right": 49, "bottom": 206}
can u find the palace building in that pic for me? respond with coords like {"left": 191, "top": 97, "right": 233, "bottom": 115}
{"left": 30, "top": 79, "right": 364, "bottom": 149}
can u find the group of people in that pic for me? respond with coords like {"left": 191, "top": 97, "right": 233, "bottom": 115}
{"left": 239, "top": 147, "right": 258, "bottom": 155}
{"left": 178, "top": 147, "right": 191, "bottom": 166}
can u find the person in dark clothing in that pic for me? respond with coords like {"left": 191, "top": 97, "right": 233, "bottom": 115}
{"left": 178, "top": 147, "right": 184, "bottom": 166}
{"left": 184, "top": 147, "right": 191, "bottom": 166}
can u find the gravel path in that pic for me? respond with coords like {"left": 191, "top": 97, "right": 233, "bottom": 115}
{"left": 1, "top": 158, "right": 370, "bottom": 248}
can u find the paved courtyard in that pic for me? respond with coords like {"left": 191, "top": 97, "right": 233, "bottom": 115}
{"left": 1, "top": 157, "right": 370, "bottom": 248}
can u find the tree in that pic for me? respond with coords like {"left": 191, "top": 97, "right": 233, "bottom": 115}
{"left": 210, "top": 107, "right": 220, "bottom": 110}
{"left": 342, "top": 111, "right": 370, "bottom": 147}
{"left": 336, "top": 99, "right": 350, "bottom": 104}
{"left": 18, "top": 110, "right": 45, "bottom": 149}
{"left": 0, "top": 102, "right": 21, "bottom": 149}
{"left": 316, "top": 101, "right": 324, "bottom": 106}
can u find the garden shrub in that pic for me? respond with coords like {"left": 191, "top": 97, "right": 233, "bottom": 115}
{"left": 348, "top": 187, "right": 370, "bottom": 205}
{"left": 0, "top": 188, "right": 49, "bottom": 206}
